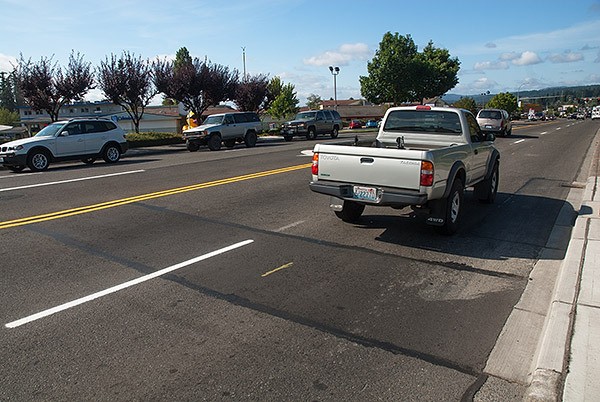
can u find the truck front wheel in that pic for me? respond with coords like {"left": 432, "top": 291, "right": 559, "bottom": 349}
{"left": 436, "top": 179, "right": 463, "bottom": 235}
{"left": 334, "top": 200, "right": 365, "bottom": 223}
{"left": 207, "top": 134, "right": 222, "bottom": 151}
{"left": 306, "top": 127, "right": 317, "bottom": 140}
{"left": 186, "top": 140, "right": 200, "bottom": 152}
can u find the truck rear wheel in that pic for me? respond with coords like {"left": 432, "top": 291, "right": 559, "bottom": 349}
{"left": 334, "top": 200, "right": 365, "bottom": 223}
{"left": 475, "top": 162, "right": 499, "bottom": 204}
{"left": 244, "top": 131, "right": 257, "bottom": 148}
{"left": 330, "top": 127, "right": 339, "bottom": 139}
{"left": 436, "top": 179, "right": 463, "bottom": 235}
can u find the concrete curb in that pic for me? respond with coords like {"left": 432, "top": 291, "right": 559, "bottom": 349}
{"left": 523, "top": 177, "right": 598, "bottom": 402}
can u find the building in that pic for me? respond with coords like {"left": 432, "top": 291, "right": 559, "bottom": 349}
{"left": 17, "top": 102, "right": 240, "bottom": 135}
{"left": 318, "top": 99, "right": 386, "bottom": 123}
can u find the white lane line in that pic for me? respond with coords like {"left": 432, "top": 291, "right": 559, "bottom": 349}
{"left": 5, "top": 240, "right": 254, "bottom": 328}
{"left": 556, "top": 127, "right": 562, "bottom": 130}
{"left": 275, "top": 220, "right": 305, "bottom": 232}
{"left": 0, "top": 172, "right": 42, "bottom": 179}
{"left": 0, "top": 170, "right": 145, "bottom": 192}
{"left": 513, "top": 139, "right": 526, "bottom": 144}
{"left": 540, "top": 131, "right": 548, "bottom": 135}
{"left": 300, "top": 150, "right": 314, "bottom": 157}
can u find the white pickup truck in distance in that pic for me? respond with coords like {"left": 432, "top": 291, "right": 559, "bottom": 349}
{"left": 309, "top": 106, "right": 500, "bottom": 234}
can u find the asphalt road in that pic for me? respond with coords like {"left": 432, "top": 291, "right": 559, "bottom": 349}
{"left": 1, "top": 119, "right": 598, "bottom": 401}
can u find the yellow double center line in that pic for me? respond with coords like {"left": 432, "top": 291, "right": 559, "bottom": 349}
{"left": 0, "top": 163, "right": 311, "bottom": 230}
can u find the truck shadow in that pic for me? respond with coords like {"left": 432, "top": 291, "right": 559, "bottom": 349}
{"left": 355, "top": 190, "right": 576, "bottom": 262}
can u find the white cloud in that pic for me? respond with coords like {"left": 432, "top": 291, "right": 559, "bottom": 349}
{"left": 499, "top": 52, "right": 519, "bottom": 61}
{"left": 304, "top": 43, "right": 371, "bottom": 67}
{"left": 512, "top": 51, "right": 542, "bottom": 66}
{"left": 0, "top": 53, "right": 17, "bottom": 73}
{"left": 547, "top": 51, "right": 584, "bottom": 63}
{"left": 474, "top": 60, "right": 509, "bottom": 70}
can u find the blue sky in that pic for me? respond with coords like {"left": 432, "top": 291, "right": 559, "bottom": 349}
{"left": 1, "top": 0, "right": 599, "bottom": 105}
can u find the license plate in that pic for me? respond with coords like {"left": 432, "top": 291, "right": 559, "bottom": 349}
{"left": 485, "top": 125, "right": 493, "bottom": 129}
{"left": 353, "top": 186, "right": 377, "bottom": 201}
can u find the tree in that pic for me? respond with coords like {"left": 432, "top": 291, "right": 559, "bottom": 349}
{"left": 487, "top": 92, "right": 518, "bottom": 116}
{"left": 16, "top": 52, "right": 94, "bottom": 121}
{"left": 0, "top": 107, "right": 19, "bottom": 125}
{"left": 453, "top": 96, "right": 477, "bottom": 115}
{"left": 233, "top": 73, "right": 270, "bottom": 112}
{"left": 306, "top": 93, "right": 322, "bottom": 110}
{"left": 359, "top": 32, "right": 459, "bottom": 105}
{"left": 153, "top": 54, "right": 238, "bottom": 118}
{"left": 0, "top": 71, "right": 17, "bottom": 112}
{"left": 97, "top": 52, "right": 156, "bottom": 133}
{"left": 264, "top": 76, "right": 283, "bottom": 112}
{"left": 267, "top": 82, "right": 299, "bottom": 120}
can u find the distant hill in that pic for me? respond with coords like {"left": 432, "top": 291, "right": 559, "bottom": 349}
{"left": 443, "top": 84, "right": 600, "bottom": 105}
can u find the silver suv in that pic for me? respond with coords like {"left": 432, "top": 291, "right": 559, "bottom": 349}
{"left": 0, "top": 118, "right": 128, "bottom": 172}
{"left": 281, "top": 109, "right": 342, "bottom": 141}
{"left": 476, "top": 109, "right": 512, "bottom": 137}
{"left": 183, "top": 111, "right": 262, "bottom": 152}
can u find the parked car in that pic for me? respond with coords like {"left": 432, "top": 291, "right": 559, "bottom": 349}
{"left": 476, "top": 108, "right": 512, "bottom": 137}
{"left": 0, "top": 118, "right": 128, "bottom": 172}
{"left": 183, "top": 111, "right": 261, "bottom": 151}
{"left": 348, "top": 120, "right": 362, "bottom": 129}
{"left": 365, "top": 120, "right": 378, "bottom": 128}
{"left": 280, "top": 109, "right": 342, "bottom": 141}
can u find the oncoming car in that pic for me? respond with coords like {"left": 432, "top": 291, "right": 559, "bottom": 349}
{"left": 0, "top": 118, "right": 128, "bottom": 172}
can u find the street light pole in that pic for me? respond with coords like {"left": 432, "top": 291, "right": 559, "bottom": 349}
{"left": 241, "top": 47, "right": 246, "bottom": 80}
{"left": 329, "top": 66, "right": 339, "bottom": 110}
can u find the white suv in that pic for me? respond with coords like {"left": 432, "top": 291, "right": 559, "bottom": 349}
{"left": 0, "top": 118, "right": 128, "bottom": 172}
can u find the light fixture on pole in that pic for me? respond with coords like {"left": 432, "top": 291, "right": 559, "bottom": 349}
{"left": 328, "top": 66, "right": 340, "bottom": 110}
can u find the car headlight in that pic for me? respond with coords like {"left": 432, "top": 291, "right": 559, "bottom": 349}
{"left": 10, "top": 145, "right": 23, "bottom": 151}
{"left": 299, "top": 123, "right": 306, "bottom": 128}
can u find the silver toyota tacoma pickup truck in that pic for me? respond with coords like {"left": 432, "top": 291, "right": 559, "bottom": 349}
{"left": 309, "top": 105, "right": 500, "bottom": 234}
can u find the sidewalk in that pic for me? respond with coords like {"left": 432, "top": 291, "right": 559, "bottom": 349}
{"left": 525, "top": 174, "right": 600, "bottom": 401}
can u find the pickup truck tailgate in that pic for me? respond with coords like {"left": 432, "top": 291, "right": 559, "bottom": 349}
{"left": 315, "top": 145, "right": 423, "bottom": 190}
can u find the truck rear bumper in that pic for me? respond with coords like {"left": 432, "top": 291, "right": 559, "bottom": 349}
{"left": 309, "top": 181, "right": 428, "bottom": 207}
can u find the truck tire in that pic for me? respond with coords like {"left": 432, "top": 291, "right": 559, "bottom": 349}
{"left": 330, "top": 127, "right": 339, "bottom": 139}
{"left": 186, "top": 140, "right": 200, "bottom": 152}
{"left": 475, "top": 162, "right": 499, "bottom": 204}
{"left": 334, "top": 200, "right": 365, "bottom": 223}
{"left": 244, "top": 131, "right": 257, "bottom": 148}
{"left": 207, "top": 133, "right": 222, "bottom": 151}
{"left": 436, "top": 179, "right": 463, "bottom": 235}
{"left": 283, "top": 135, "right": 293, "bottom": 142}
{"left": 306, "top": 127, "right": 317, "bottom": 140}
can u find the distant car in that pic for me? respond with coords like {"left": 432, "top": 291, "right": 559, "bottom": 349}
{"left": 365, "top": 120, "right": 378, "bottom": 128}
{"left": 0, "top": 118, "right": 128, "bottom": 172}
{"left": 476, "top": 108, "right": 512, "bottom": 137}
{"left": 534, "top": 112, "right": 546, "bottom": 121}
{"left": 280, "top": 109, "right": 342, "bottom": 141}
{"left": 576, "top": 113, "right": 585, "bottom": 120}
{"left": 348, "top": 120, "right": 362, "bottom": 129}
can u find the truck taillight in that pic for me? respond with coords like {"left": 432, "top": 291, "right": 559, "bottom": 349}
{"left": 312, "top": 152, "right": 319, "bottom": 175}
{"left": 420, "top": 161, "right": 434, "bottom": 186}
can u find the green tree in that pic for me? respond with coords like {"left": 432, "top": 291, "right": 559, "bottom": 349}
{"left": 453, "top": 96, "right": 477, "bottom": 115}
{"left": 268, "top": 82, "right": 298, "bottom": 120}
{"left": 306, "top": 93, "right": 322, "bottom": 110}
{"left": 0, "top": 107, "right": 19, "bottom": 125}
{"left": 360, "top": 32, "right": 459, "bottom": 105}
{"left": 486, "top": 92, "right": 518, "bottom": 116}
{"left": 0, "top": 71, "right": 17, "bottom": 112}
{"left": 174, "top": 47, "right": 192, "bottom": 70}
{"left": 233, "top": 73, "right": 270, "bottom": 112}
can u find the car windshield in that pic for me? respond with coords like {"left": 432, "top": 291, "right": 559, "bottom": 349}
{"left": 295, "top": 112, "right": 316, "bottom": 120}
{"left": 34, "top": 122, "right": 66, "bottom": 137}
{"left": 383, "top": 110, "right": 462, "bottom": 134}
{"left": 203, "top": 115, "right": 224, "bottom": 125}
{"left": 478, "top": 110, "right": 501, "bottom": 119}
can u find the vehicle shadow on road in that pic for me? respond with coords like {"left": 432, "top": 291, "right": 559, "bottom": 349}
{"left": 356, "top": 191, "right": 575, "bottom": 263}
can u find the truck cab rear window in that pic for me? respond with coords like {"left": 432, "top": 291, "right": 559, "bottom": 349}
{"left": 383, "top": 110, "right": 462, "bottom": 134}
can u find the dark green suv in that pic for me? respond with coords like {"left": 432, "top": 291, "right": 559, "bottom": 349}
{"left": 281, "top": 109, "right": 342, "bottom": 141}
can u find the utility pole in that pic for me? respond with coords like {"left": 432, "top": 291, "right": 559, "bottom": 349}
{"left": 241, "top": 47, "right": 246, "bottom": 80}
